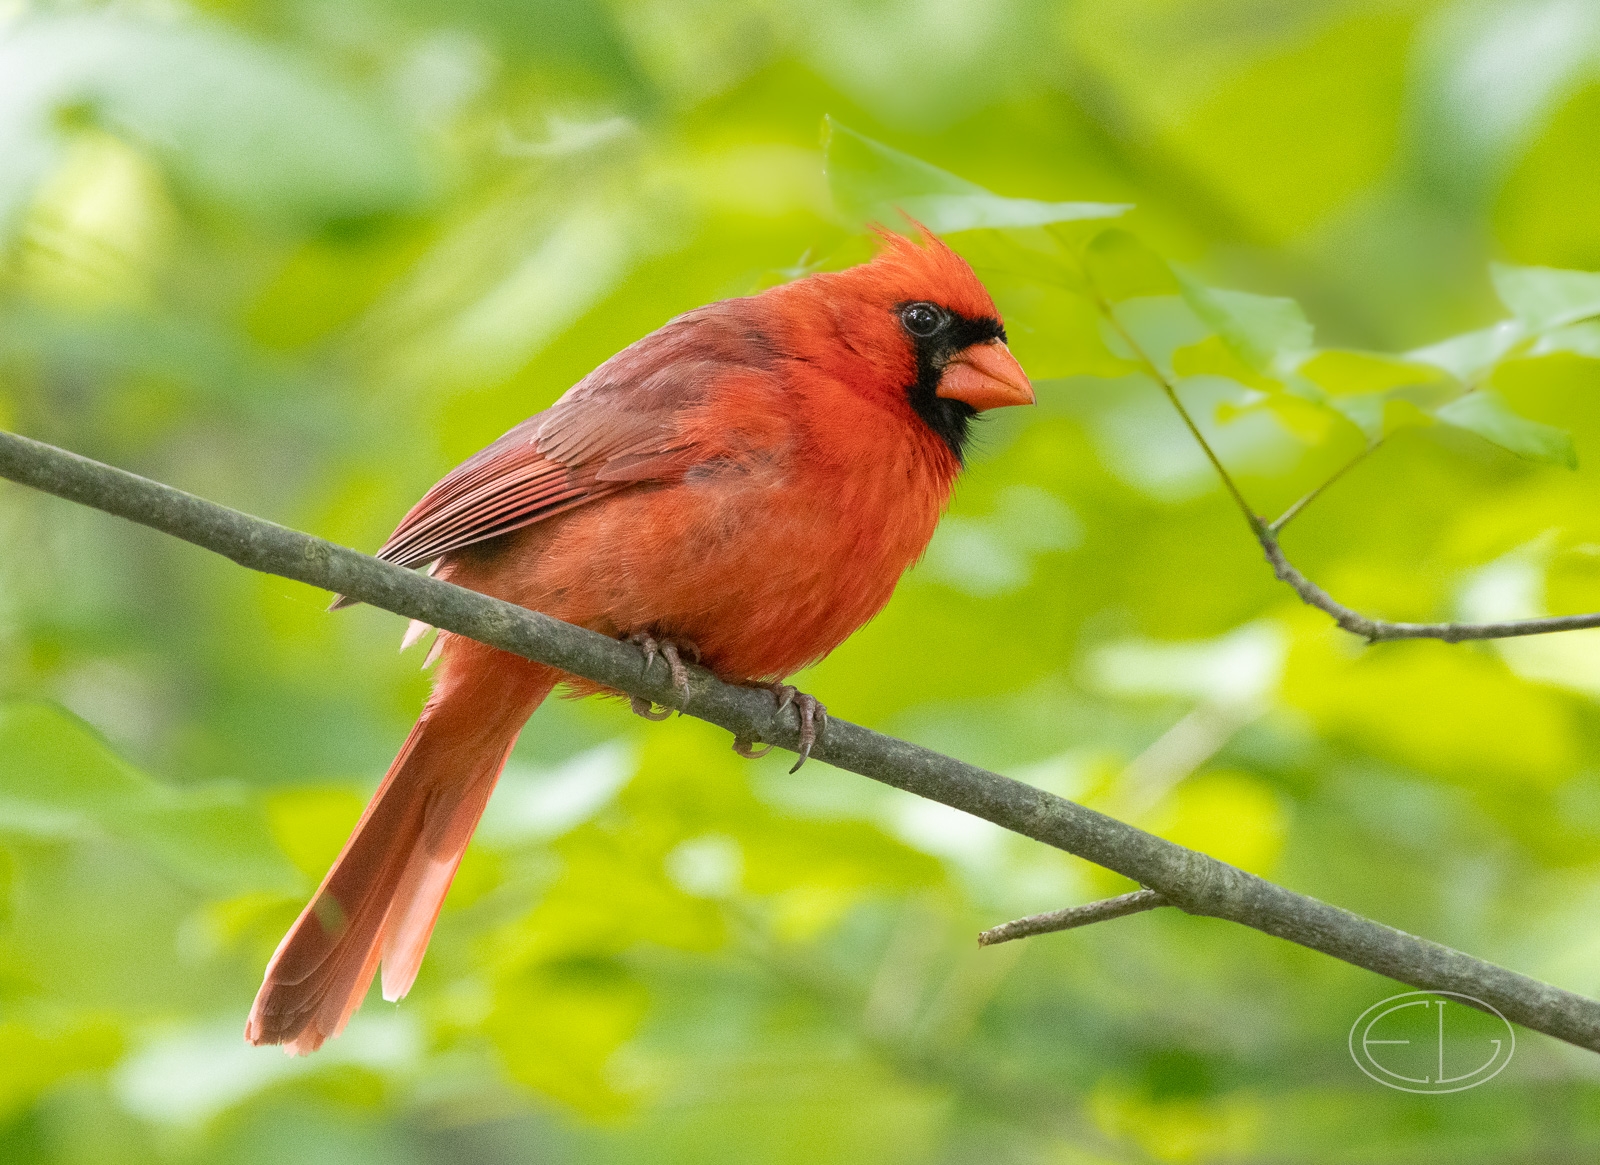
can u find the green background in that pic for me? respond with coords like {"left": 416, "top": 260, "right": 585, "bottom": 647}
{"left": 4, "top": 0, "right": 1600, "bottom": 1161}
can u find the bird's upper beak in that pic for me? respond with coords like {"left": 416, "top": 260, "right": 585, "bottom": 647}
{"left": 936, "top": 340, "right": 1035, "bottom": 411}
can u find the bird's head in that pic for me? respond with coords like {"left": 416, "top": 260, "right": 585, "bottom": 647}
{"left": 783, "top": 225, "right": 1034, "bottom": 461}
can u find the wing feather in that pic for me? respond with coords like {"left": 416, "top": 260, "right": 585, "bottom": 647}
{"left": 337, "top": 307, "right": 779, "bottom": 607}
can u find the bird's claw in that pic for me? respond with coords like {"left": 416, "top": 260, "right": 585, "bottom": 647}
{"left": 733, "top": 735, "right": 774, "bottom": 759}
{"left": 630, "top": 695, "right": 670, "bottom": 722}
{"left": 625, "top": 631, "right": 700, "bottom": 710}
{"left": 732, "top": 683, "right": 826, "bottom": 772}
{"left": 784, "top": 689, "right": 827, "bottom": 773}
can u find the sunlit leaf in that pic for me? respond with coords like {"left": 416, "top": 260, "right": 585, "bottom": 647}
{"left": 265, "top": 786, "right": 365, "bottom": 880}
{"left": 1176, "top": 271, "right": 1314, "bottom": 373}
{"left": 1324, "top": 392, "right": 1382, "bottom": 438}
{"left": 1381, "top": 397, "right": 1437, "bottom": 437}
{"left": 1299, "top": 350, "right": 1453, "bottom": 396}
{"left": 1530, "top": 320, "right": 1600, "bottom": 359}
{"left": 1491, "top": 263, "right": 1600, "bottom": 332}
{"left": 1101, "top": 294, "right": 1210, "bottom": 382}
{"left": 1435, "top": 389, "right": 1577, "bottom": 467}
{"left": 1409, "top": 320, "right": 1526, "bottom": 380}
{"left": 1257, "top": 391, "right": 1341, "bottom": 442}
{"left": 823, "top": 117, "right": 1128, "bottom": 232}
{"left": 1000, "top": 285, "right": 1138, "bottom": 379}
{"left": 1323, "top": 392, "right": 1437, "bottom": 440}
{"left": 1172, "top": 334, "right": 1278, "bottom": 393}
{"left": 1084, "top": 229, "right": 1179, "bottom": 302}
{"left": 743, "top": 817, "right": 943, "bottom": 893}
{"left": 1287, "top": 635, "right": 1580, "bottom": 784}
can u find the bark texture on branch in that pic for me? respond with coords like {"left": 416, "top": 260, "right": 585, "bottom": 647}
{"left": 979, "top": 890, "right": 1169, "bottom": 946}
{"left": 2, "top": 428, "right": 1598, "bottom": 1052}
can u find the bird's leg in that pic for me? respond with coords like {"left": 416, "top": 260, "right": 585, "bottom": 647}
{"left": 733, "top": 683, "right": 828, "bottom": 773}
{"left": 624, "top": 630, "right": 701, "bottom": 716}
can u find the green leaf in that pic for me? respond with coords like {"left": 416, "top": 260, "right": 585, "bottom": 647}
{"left": 1292, "top": 349, "right": 1458, "bottom": 440}
{"left": 1084, "top": 229, "right": 1180, "bottom": 302}
{"left": 823, "top": 117, "right": 1128, "bottom": 233}
{"left": 1408, "top": 321, "right": 1525, "bottom": 380}
{"left": 1324, "top": 392, "right": 1380, "bottom": 438}
{"left": 1491, "top": 263, "right": 1600, "bottom": 332}
{"left": 1176, "top": 271, "right": 1314, "bottom": 374}
{"left": 1173, "top": 334, "right": 1276, "bottom": 390}
{"left": 1299, "top": 349, "right": 1454, "bottom": 396}
{"left": 1324, "top": 392, "right": 1434, "bottom": 440}
{"left": 0, "top": 702, "right": 299, "bottom": 895}
{"left": 1434, "top": 390, "right": 1577, "bottom": 468}
{"left": 1101, "top": 294, "right": 1210, "bottom": 382}
{"left": 1530, "top": 320, "right": 1600, "bottom": 359}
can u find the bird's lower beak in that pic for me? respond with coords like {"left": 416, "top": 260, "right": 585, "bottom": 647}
{"left": 936, "top": 340, "right": 1035, "bottom": 411}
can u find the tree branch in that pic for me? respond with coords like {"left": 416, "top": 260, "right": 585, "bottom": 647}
{"left": 979, "top": 890, "right": 1169, "bottom": 946}
{"left": 3, "top": 428, "right": 1600, "bottom": 1052}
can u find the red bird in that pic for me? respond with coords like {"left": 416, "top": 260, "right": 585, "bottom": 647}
{"left": 246, "top": 227, "right": 1033, "bottom": 1053}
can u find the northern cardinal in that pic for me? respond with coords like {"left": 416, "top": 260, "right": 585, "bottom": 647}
{"left": 246, "top": 226, "right": 1033, "bottom": 1053}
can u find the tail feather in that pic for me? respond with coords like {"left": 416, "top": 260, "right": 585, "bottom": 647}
{"left": 379, "top": 736, "right": 513, "bottom": 1002}
{"left": 379, "top": 848, "right": 459, "bottom": 1003}
{"left": 247, "top": 642, "right": 554, "bottom": 1054}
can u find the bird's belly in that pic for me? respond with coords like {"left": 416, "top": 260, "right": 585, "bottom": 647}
{"left": 470, "top": 466, "right": 943, "bottom": 683}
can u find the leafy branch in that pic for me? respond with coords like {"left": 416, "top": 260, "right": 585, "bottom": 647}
{"left": 1098, "top": 280, "right": 1600, "bottom": 643}
{"left": 829, "top": 118, "right": 1600, "bottom": 646}
{"left": 3, "top": 428, "right": 1600, "bottom": 1053}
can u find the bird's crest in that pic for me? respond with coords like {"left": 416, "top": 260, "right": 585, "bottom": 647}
{"left": 863, "top": 219, "right": 998, "bottom": 322}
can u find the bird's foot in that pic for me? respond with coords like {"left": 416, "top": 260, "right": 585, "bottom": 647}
{"left": 733, "top": 683, "right": 827, "bottom": 773}
{"left": 625, "top": 631, "right": 701, "bottom": 716}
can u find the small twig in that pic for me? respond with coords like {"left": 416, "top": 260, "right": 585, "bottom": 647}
{"left": 1256, "top": 526, "right": 1600, "bottom": 642}
{"left": 979, "top": 890, "right": 1170, "bottom": 946}
{"left": 1268, "top": 441, "right": 1381, "bottom": 534}
{"left": 1098, "top": 302, "right": 1259, "bottom": 524}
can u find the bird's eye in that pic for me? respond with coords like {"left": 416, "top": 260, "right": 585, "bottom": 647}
{"left": 900, "top": 302, "right": 944, "bottom": 337}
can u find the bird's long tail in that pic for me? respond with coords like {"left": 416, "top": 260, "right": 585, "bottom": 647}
{"left": 246, "top": 637, "right": 556, "bottom": 1054}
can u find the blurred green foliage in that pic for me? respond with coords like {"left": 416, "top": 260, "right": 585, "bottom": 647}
{"left": 7, "top": 1, "right": 1600, "bottom": 1161}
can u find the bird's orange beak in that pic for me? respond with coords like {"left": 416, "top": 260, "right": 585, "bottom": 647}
{"left": 936, "top": 340, "right": 1035, "bottom": 411}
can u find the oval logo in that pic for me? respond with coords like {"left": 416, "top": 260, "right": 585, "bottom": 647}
{"left": 1348, "top": 991, "right": 1514, "bottom": 1093}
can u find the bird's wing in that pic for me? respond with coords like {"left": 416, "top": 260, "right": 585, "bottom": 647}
{"left": 360, "top": 309, "right": 775, "bottom": 577}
